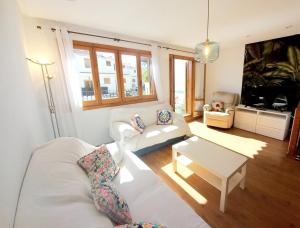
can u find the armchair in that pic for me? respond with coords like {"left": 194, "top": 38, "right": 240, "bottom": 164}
{"left": 203, "top": 91, "right": 239, "bottom": 128}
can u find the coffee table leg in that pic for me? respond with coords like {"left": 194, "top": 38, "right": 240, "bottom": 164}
{"left": 220, "top": 178, "right": 229, "bottom": 212}
{"left": 240, "top": 164, "right": 247, "bottom": 189}
{"left": 172, "top": 150, "right": 177, "bottom": 172}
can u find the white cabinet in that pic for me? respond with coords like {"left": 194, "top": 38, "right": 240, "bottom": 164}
{"left": 234, "top": 105, "right": 291, "bottom": 140}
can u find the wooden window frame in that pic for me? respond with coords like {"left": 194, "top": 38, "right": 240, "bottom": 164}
{"left": 73, "top": 41, "right": 157, "bottom": 110}
{"left": 141, "top": 55, "right": 156, "bottom": 98}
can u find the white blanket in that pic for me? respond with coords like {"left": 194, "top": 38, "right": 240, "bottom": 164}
{"left": 15, "top": 138, "right": 209, "bottom": 228}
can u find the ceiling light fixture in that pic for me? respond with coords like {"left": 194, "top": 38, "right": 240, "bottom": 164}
{"left": 194, "top": 0, "right": 219, "bottom": 63}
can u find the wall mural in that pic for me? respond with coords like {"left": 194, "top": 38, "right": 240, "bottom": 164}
{"left": 241, "top": 34, "right": 300, "bottom": 112}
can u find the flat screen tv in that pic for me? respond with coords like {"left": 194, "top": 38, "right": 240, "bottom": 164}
{"left": 241, "top": 34, "right": 300, "bottom": 112}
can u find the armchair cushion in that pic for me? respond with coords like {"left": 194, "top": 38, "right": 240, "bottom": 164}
{"left": 211, "top": 101, "right": 225, "bottom": 112}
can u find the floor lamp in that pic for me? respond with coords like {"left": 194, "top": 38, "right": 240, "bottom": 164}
{"left": 27, "top": 58, "right": 61, "bottom": 138}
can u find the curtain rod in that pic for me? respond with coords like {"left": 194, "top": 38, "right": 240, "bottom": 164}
{"left": 37, "top": 25, "right": 195, "bottom": 54}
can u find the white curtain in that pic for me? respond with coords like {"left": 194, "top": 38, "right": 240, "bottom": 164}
{"left": 151, "top": 45, "right": 164, "bottom": 102}
{"left": 53, "top": 27, "right": 80, "bottom": 137}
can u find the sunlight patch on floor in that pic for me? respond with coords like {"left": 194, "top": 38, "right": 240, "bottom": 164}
{"left": 189, "top": 121, "right": 267, "bottom": 158}
{"left": 161, "top": 163, "right": 207, "bottom": 205}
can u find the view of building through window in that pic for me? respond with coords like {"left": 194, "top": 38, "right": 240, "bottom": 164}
{"left": 141, "top": 56, "right": 151, "bottom": 95}
{"left": 96, "top": 51, "right": 119, "bottom": 99}
{"left": 73, "top": 41, "right": 156, "bottom": 109}
{"left": 73, "top": 49, "right": 95, "bottom": 101}
{"left": 121, "top": 54, "right": 138, "bottom": 97}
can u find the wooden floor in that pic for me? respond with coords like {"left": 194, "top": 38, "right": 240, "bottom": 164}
{"left": 140, "top": 120, "right": 300, "bottom": 228}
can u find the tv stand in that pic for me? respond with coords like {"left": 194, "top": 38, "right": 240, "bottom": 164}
{"left": 234, "top": 105, "right": 291, "bottom": 140}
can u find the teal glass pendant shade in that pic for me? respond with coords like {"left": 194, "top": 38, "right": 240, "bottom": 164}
{"left": 195, "top": 40, "right": 219, "bottom": 63}
{"left": 194, "top": 0, "right": 219, "bottom": 63}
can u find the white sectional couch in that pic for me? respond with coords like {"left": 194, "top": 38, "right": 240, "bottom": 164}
{"left": 15, "top": 137, "right": 209, "bottom": 228}
{"left": 109, "top": 103, "right": 191, "bottom": 154}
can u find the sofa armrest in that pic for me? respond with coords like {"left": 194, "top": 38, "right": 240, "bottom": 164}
{"left": 173, "top": 112, "right": 192, "bottom": 136}
{"left": 203, "top": 104, "right": 212, "bottom": 112}
{"left": 173, "top": 112, "right": 186, "bottom": 123}
{"left": 110, "top": 121, "right": 140, "bottom": 142}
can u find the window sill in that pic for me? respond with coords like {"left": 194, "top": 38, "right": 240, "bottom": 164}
{"left": 82, "top": 96, "right": 157, "bottom": 111}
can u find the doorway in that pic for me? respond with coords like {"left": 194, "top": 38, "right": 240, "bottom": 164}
{"left": 169, "top": 55, "right": 195, "bottom": 121}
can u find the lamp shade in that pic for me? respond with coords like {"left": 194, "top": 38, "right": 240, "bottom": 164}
{"left": 194, "top": 40, "right": 220, "bottom": 63}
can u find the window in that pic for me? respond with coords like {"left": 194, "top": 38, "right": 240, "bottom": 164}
{"left": 141, "top": 56, "right": 152, "bottom": 95}
{"left": 73, "top": 48, "right": 95, "bottom": 102}
{"left": 121, "top": 54, "right": 138, "bottom": 97}
{"left": 106, "top": 60, "right": 111, "bottom": 67}
{"left": 84, "top": 58, "right": 91, "bottom": 68}
{"left": 73, "top": 41, "right": 156, "bottom": 109}
{"left": 103, "top": 78, "right": 111, "bottom": 84}
{"left": 96, "top": 51, "right": 119, "bottom": 100}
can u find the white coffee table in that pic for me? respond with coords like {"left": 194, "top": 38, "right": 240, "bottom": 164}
{"left": 172, "top": 136, "right": 248, "bottom": 212}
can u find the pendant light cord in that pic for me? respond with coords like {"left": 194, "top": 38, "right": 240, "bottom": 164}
{"left": 206, "top": 0, "right": 210, "bottom": 41}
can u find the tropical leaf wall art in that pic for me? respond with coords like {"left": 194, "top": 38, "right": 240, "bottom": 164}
{"left": 241, "top": 34, "right": 300, "bottom": 112}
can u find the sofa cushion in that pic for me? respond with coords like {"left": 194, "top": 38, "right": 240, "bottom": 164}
{"left": 157, "top": 109, "right": 173, "bottom": 125}
{"left": 130, "top": 114, "right": 146, "bottom": 133}
{"left": 110, "top": 103, "right": 172, "bottom": 127}
{"left": 130, "top": 120, "right": 188, "bottom": 151}
{"left": 106, "top": 142, "right": 124, "bottom": 165}
{"left": 91, "top": 180, "right": 132, "bottom": 225}
{"left": 77, "top": 145, "right": 120, "bottom": 183}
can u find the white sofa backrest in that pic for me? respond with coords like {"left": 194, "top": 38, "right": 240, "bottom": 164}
{"left": 110, "top": 103, "right": 172, "bottom": 126}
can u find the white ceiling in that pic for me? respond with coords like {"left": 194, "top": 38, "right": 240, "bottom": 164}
{"left": 18, "top": 0, "right": 300, "bottom": 48}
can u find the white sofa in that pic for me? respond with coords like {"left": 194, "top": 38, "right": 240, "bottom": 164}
{"left": 15, "top": 137, "right": 209, "bottom": 228}
{"left": 109, "top": 103, "right": 191, "bottom": 154}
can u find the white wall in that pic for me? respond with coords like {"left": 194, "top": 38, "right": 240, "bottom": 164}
{"left": 23, "top": 17, "right": 204, "bottom": 145}
{"left": 0, "top": 1, "right": 51, "bottom": 227}
{"left": 205, "top": 44, "right": 245, "bottom": 103}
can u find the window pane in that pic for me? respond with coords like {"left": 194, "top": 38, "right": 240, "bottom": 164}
{"left": 141, "top": 56, "right": 151, "bottom": 95}
{"left": 174, "top": 59, "right": 187, "bottom": 115}
{"left": 96, "top": 51, "right": 119, "bottom": 99}
{"left": 73, "top": 49, "right": 95, "bottom": 101}
{"left": 121, "top": 54, "right": 138, "bottom": 97}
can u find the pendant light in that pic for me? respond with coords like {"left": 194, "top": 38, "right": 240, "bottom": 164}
{"left": 194, "top": 0, "right": 219, "bottom": 63}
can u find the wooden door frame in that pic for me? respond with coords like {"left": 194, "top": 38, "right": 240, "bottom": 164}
{"left": 169, "top": 54, "right": 195, "bottom": 121}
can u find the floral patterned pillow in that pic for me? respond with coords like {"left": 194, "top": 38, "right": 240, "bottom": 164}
{"left": 115, "top": 222, "right": 166, "bottom": 228}
{"left": 77, "top": 144, "right": 119, "bottom": 183}
{"left": 91, "top": 180, "right": 132, "bottom": 225}
{"left": 130, "top": 114, "right": 146, "bottom": 133}
{"left": 157, "top": 109, "right": 173, "bottom": 125}
{"left": 212, "top": 101, "right": 225, "bottom": 112}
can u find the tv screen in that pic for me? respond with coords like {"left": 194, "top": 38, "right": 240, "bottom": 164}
{"left": 241, "top": 34, "right": 300, "bottom": 112}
